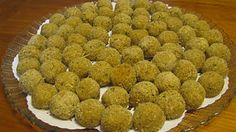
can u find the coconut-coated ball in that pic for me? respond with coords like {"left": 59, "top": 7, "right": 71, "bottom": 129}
{"left": 206, "top": 43, "right": 231, "bottom": 62}
{"left": 183, "top": 49, "right": 206, "bottom": 71}
{"left": 160, "top": 43, "right": 183, "bottom": 59}
{"left": 185, "top": 37, "right": 209, "bottom": 52}
{"left": 97, "top": 48, "right": 121, "bottom": 67}
{"left": 158, "top": 30, "right": 179, "bottom": 45}
{"left": 121, "top": 46, "right": 144, "bottom": 65}
{"left": 138, "top": 36, "right": 161, "bottom": 58}
{"left": 47, "top": 35, "right": 66, "bottom": 51}
{"left": 110, "top": 34, "right": 131, "bottom": 53}
{"left": 68, "top": 57, "right": 92, "bottom": 78}
{"left": 55, "top": 72, "right": 80, "bottom": 92}
{"left": 17, "top": 57, "right": 40, "bottom": 75}
{"left": 83, "top": 39, "right": 106, "bottom": 61}
{"left": 147, "top": 21, "right": 167, "bottom": 37}
{"left": 62, "top": 44, "right": 84, "bottom": 65}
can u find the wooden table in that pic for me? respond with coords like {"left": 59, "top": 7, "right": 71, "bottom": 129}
{"left": 0, "top": 0, "right": 236, "bottom": 131}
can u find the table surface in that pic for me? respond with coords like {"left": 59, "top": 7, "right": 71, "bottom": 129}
{"left": 0, "top": 0, "right": 236, "bottom": 131}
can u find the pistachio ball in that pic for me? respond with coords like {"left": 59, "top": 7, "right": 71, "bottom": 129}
{"left": 81, "top": 10, "right": 98, "bottom": 24}
{"left": 116, "top": 0, "right": 132, "bottom": 8}
{"left": 147, "top": 21, "right": 167, "bottom": 37}
{"left": 158, "top": 30, "right": 179, "bottom": 45}
{"left": 47, "top": 35, "right": 66, "bottom": 51}
{"left": 68, "top": 57, "right": 92, "bottom": 78}
{"left": 185, "top": 37, "right": 209, "bottom": 52}
{"left": 19, "top": 69, "right": 44, "bottom": 94}
{"left": 98, "top": 6, "right": 114, "bottom": 18}
{"left": 154, "top": 71, "right": 181, "bottom": 93}
{"left": 181, "top": 13, "right": 199, "bottom": 27}
{"left": 169, "top": 7, "right": 183, "bottom": 17}
{"left": 206, "top": 43, "right": 231, "bottom": 62}
{"left": 64, "top": 7, "right": 81, "bottom": 18}
{"left": 129, "top": 81, "right": 159, "bottom": 107}
{"left": 180, "top": 80, "right": 206, "bottom": 110}
{"left": 133, "top": 8, "right": 150, "bottom": 18}
{"left": 115, "top": 6, "right": 133, "bottom": 16}
{"left": 80, "top": 2, "right": 98, "bottom": 12}
{"left": 55, "top": 72, "right": 79, "bottom": 92}
{"left": 65, "top": 16, "right": 83, "bottom": 28}
{"left": 138, "top": 36, "right": 161, "bottom": 58}
{"left": 156, "top": 90, "right": 185, "bottom": 120}
{"left": 177, "top": 25, "right": 196, "bottom": 46}
{"left": 150, "top": 1, "right": 168, "bottom": 14}
{"left": 49, "top": 90, "right": 79, "bottom": 120}
{"left": 102, "top": 86, "right": 129, "bottom": 107}
{"left": 112, "top": 23, "right": 132, "bottom": 35}
{"left": 97, "top": 0, "right": 112, "bottom": 9}
{"left": 183, "top": 49, "right": 206, "bottom": 71}
{"left": 75, "top": 78, "right": 100, "bottom": 101}
{"left": 28, "top": 34, "right": 47, "bottom": 51}
{"left": 97, "top": 48, "right": 121, "bottom": 67}
{"left": 202, "top": 56, "right": 228, "bottom": 77}
{"left": 56, "top": 24, "right": 74, "bottom": 40}
{"left": 133, "top": 0, "right": 151, "bottom": 10}
{"left": 165, "top": 16, "right": 183, "bottom": 32}
{"left": 93, "top": 16, "right": 112, "bottom": 31}
{"left": 192, "top": 20, "right": 210, "bottom": 36}
{"left": 75, "top": 99, "right": 105, "bottom": 128}
{"left": 88, "top": 27, "right": 109, "bottom": 43}
{"left": 122, "top": 46, "right": 144, "bottom": 65}
{"left": 18, "top": 45, "right": 40, "bottom": 60}
{"left": 89, "top": 61, "right": 113, "bottom": 86}
{"left": 49, "top": 13, "right": 65, "bottom": 26}
{"left": 101, "top": 105, "right": 132, "bottom": 132}
{"left": 200, "top": 29, "right": 223, "bottom": 44}
{"left": 198, "top": 71, "right": 224, "bottom": 98}
{"left": 135, "top": 60, "right": 160, "bottom": 82}
{"left": 17, "top": 57, "right": 40, "bottom": 75}
{"left": 40, "top": 59, "right": 66, "bottom": 84}
{"left": 128, "top": 29, "right": 149, "bottom": 45}
{"left": 151, "top": 11, "right": 170, "bottom": 22}
{"left": 132, "top": 15, "right": 149, "bottom": 29}
{"left": 67, "top": 33, "right": 87, "bottom": 47}
{"left": 110, "top": 34, "right": 131, "bottom": 53}
{"left": 41, "top": 23, "right": 58, "bottom": 38}
{"left": 160, "top": 43, "right": 183, "bottom": 59}
{"left": 152, "top": 51, "right": 177, "bottom": 71}
{"left": 40, "top": 47, "right": 62, "bottom": 63}
{"left": 32, "top": 83, "right": 57, "bottom": 109}
{"left": 112, "top": 13, "right": 132, "bottom": 25}
{"left": 173, "top": 59, "right": 197, "bottom": 82}
{"left": 133, "top": 102, "right": 166, "bottom": 132}
{"left": 111, "top": 63, "right": 137, "bottom": 92}
{"left": 75, "top": 23, "right": 93, "bottom": 38}
{"left": 62, "top": 44, "right": 84, "bottom": 65}
{"left": 83, "top": 39, "right": 106, "bottom": 60}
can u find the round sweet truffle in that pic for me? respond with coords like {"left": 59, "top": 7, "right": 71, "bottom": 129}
{"left": 192, "top": 20, "right": 210, "bottom": 35}
{"left": 132, "top": 15, "right": 149, "bottom": 29}
{"left": 28, "top": 34, "right": 47, "bottom": 51}
{"left": 75, "top": 23, "right": 93, "bottom": 38}
{"left": 88, "top": 27, "right": 109, "bottom": 43}
{"left": 121, "top": 46, "right": 144, "bottom": 65}
{"left": 112, "top": 23, "right": 132, "bottom": 35}
{"left": 198, "top": 71, "right": 224, "bottom": 98}
{"left": 41, "top": 23, "right": 58, "bottom": 38}
{"left": 183, "top": 49, "right": 206, "bottom": 71}
{"left": 49, "top": 90, "right": 79, "bottom": 120}
{"left": 97, "top": 0, "right": 112, "bottom": 9}
{"left": 185, "top": 37, "right": 209, "bottom": 52}
{"left": 40, "top": 47, "right": 62, "bottom": 63}
{"left": 98, "top": 6, "right": 114, "bottom": 18}
{"left": 97, "top": 48, "right": 121, "bottom": 67}
{"left": 133, "top": 0, "right": 151, "bottom": 10}
{"left": 47, "top": 35, "right": 66, "bottom": 51}
{"left": 64, "top": 7, "right": 81, "bottom": 18}
{"left": 128, "top": 29, "right": 149, "bottom": 45}
{"left": 55, "top": 72, "right": 80, "bottom": 92}
{"left": 17, "top": 57, "right": 40, "bottom": 75}
{"left": 65, "top": 16, "right": 82, "bottom": 28}
{"left": 147, "top": 21, "right": 167, "bottom": 37}
{"left": 112, "top": 13, "right": 132, "bottom": 25}
{"left": 115, "top": 6, "right": 133, "bottom": 16}
{"left": 150, "top": 1, "right": 168, "bottom": 14}
{"left": 102, "top": 86, "right": 129, "bottom": 107}
{"left": 151, "top": 11, "right": 170, "bottom": 22}
{"left": 158, "top": 30, "right": 179, "bottom": 45}
{"left": 206, "top": 43, "right": 231, "bottom": 62}
{"left": 18, "top": 45, "right": 40, "bottom": 60}
{"left": 177, "top": 25, "right": 196, "bottom": 46}
{"left": 49, "top": 13, "right": 65, "bottom": 26}
{"left": 62, "top": 44, "right": 84, "bottom": 65}
{"left": 67, "top": 33, "right": 87, "bottom": 47}
{"left": 138, "top": 36, "right": 161, "bottom": 58}
{"left": 80, "top": 2, "right": 98, "bottom": 12}
{"left": 81, "top": 10, "right": 98, "bottom": 24}
{"left": 200, "top": 29, "right": 223, "bottom": 44}
{"left": 110, "top": 34, "right": 131, "bottom": 53}
{"left": 169, "top": 7, "right": 183, "bottom": 17}
{"left": 160, "top": 43, "right": 183, "bottom": 59}
{"left": 181, "top": 13, "right": 199, "bottom": 27}
{"left": 56, "top": 24, "right": 74, "bottom": 40}
{"left": 152, "top": 51, "right": 177, "bottom": 71}
{"left": 165, "top": 16, "right": 183, "bottom": 32}
{"left": 93, "top": 16, "right": 112, "bottom": 31}
{"left": 69, "top": 57, "right": 92, "bottom": 78}
{"left": 133, "top": 8, "right": 150, "bottom": 18}
{"left": 83, "top": 39, "right": 106, "bottom": 61}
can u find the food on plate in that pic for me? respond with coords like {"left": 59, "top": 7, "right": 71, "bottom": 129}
{"left": 128, "top": 29, "right": 149, "bottom": 45}
{"left": 152, "top": 51, "right": 177, "bottom": 71}
{"left": 150, "top": 1, "right": 168, "bottom": 14}
{"left": 74, "top": 23, "right": 93, "bottom": 38}
{"left": 18, "top": 45, "right": 40, "bottom": 60}
{"left": 88, "top": 27, "right": 109, "bottom": 43}
{"left": 133, "top": 0, "right": 151, "bottom": 10}
{"left": 56, "top": 24, "right": 74, "bottom": 40}
{"left": 41, "top": 23, "right": 58, "bottom": 38}
{"left": 147, "top": 21, "right": 167, "bottom": 37}
{"left": 200, "top": 29, "right": 223, "bottom": 44}
{"left": 96, "top": 48, "right": 121, "bottom": 67}
{"left": 185, "top": 37, "right": 209, "bottom": 52}
{"left": 160, "top": 42, "right": 183, "bottom": 59}
{"left": 112, "top": 13, "right": 132, "bottom": 25}
{"left": 64, "top": 7, "right": 82, "bottom": 18}
{"left": 83, "top": 39, "right": 106, "bottom": 61}
{"left": 110, "top": 34, "right": 131, "bottom": 53}
{"left": 27, "top": 34, "right": 47, "bottom": 51}
{"left": 55, "top": 72, "right": 79, "bottom": 92}
{"left": 132, "top": 15, "right": 149, "bottom": 29}
{"left": 121, "top": 46, "right": 144, "bottom": 65}
{"left": 93, "top": 16, "right": 112, "bottom": 31}
{"left": 67, "top": 33, "right": 87, "bottom": 47}
{"left": 97, "top": 0, "right": 112, "bottom": 9}
{"left": 98, "top": 6, "right": 114, "bottom": 18}
{"left": 112, "top": 23, "right": 132, "bottom": 35}
{"left": 158, "top": 30, "right": 179, "bottom": 45}
{"left": 47, "top": 35, "right": 66, "bottom": 51}
{"left": 40, "top": 47, "right": 62, "bottom": 63}
{"left": 206, "top": 43, "right": 231, "bottom": 62}
{"left": 138, "top": 36, "right": 161, "bottom": 58}
{"left": 181, "top": 13, "right": 199, "bottom": 27}
{"left": 169, "top": 7, "right": 183, "bottom": 17}
{"left": 177, "top": 25, "right": 196, "bottom": 46}
{"left": 62, "top": 44, "right": 84, "bottom": 65}
{"left": 165, "top": 16, "right": 183, "bottom": 32}
{"left": 133, "top": 8, "right": 150, "bottom": 18}
{"left": 81, "top": 9, "right": 98, "bottom": 24}
{"left": 151, "top": 11, "right": 170, "bottom": 22}
{"left": 49, "top": 13, "right": 65, "bottom": 26}
{"left": 16, "top": 57, "right": 40, "bottom": 75}
{"left": 68, "top": 57, "right": 92, "bottom": 78}
{"left": 183, "top": 49, "right": 206, "bottom": 71}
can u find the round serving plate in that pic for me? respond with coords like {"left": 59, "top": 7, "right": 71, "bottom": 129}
{"left": 1, "top": 0, "right": 236, "bottom": 131}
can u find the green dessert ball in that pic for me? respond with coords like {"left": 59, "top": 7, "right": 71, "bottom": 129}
{"left": 128, "top": 29, "right": 149, "bottom": 45}
{"left": 102, "top": 86, "right": 129, "bottom": 107}
{"left": 93, "top": 16, "right": 112, "bottom": 31}
{"left": 151, "top": 11, "right": 170, "bottom": 22}
{"left": 97, "top": 48, "right": 121, "bottom": 67}
{"left": 32, "top": 83, "right": 57, "bottom": 109}
{"left": 83, "top": 39, "right": 106, "bottom": 61}
{"left": 154, "top": 71, "right": 181, "bottom": 93}
{"left": 169, "top": 7, "right": 183, "bottom": 17}
{"left": 68, "top": 57, "right": 92, "bottom": 78}
{"left": 49, "top": 90, "right": 79, "bottom": 120}
{"left": 133, "top": 0, "right": 151, "bottom": 10}
{"left": 40, "top": 47, "right": 62, "bottom": 63}
{"left": 198, "top": 71, "right": 224, "bottom": 98}
{"left": 75, "top": 23, "right": 93, "bottom": 38}
{"left": 185, "top": 37, "right": 209, "bottom": 52}
{"left": 138, "top": 36, "right": 161, "bottom": 58}
{"left": 28, "top": 34, "right": 47, "bottom": 51}
{"left": 183, "top": 49, "right": 206, "bottom": 71}
{"left": 75, "top": 78, "right": 100, "bottom": 101}
{"left": 160, "top": 43, "right": 183, "bottom": 59}
{"left": 147, "top": 21, "right": 167, "bottom": 37}
{"left": 67, "top": 33, "right": 87, "bottom": 47}
{"left": 41, "top": 23, "right": 58, "bottom": 38}
{"left": 200, "top": 29, "right": 223, "bottom": 44}
{"left": 97, "top": 0, "right": 112, "bottom": 9}
{"left": 177, "top": 25, "right": 196, "bottom": 46}
{"left": 112, "top": 13, "right": 132, "bottom": 25}
{"left": 65, "top": 16, "right": 83, "bottom": 28}
{"left": 56, "top": 24, "right": 74, "bottom": 40}
{"left": 80, "top": 2, "right": 98, "bottom": 12}
{"left": 17, "top": 57, "right": 40, "bottom": 75}
{"left": 98, "top": 6, "right": 114, "bottom": 18}
{"left": 19, "top": 69, "right": 44, "bottom": 94}
{"left": 64, "top": 7, "right": 82, "bottom": 18}
{"left": 192, "top": 20, "right": 210, "bottom": 36}
{"left": 89, "top": 27, "right": 109, "bottom": 43}
{"left": 112, "top": 23, "right": 132, "bottom": 35}
{"left": 49, "top": 13, "right": 65, "bottom": 26}
{"left": 18, "top": 45, "right": 40, "bottom": 60}
{"left": 132, "top": 15, "right": 149, "bottom": 29}
{"left": 152, "top": 51, "right": 177, "bottom": 71}
{"left": 181, "top": 13, "right": 199, "bottom": 27}
{"left": 75, "top": 99, "right": 105, "bottom": 128}
{"left": 158, "top": 30, "right": 179, "bottom": 45}
{"left": 133, "top": 102, "right": 166, "bottom": 132}
{"left": 62, "top": 44, "right": 84, "bottom": 65}
{"left": 150, "top": 1, "right": 168, "bottom": 14}
{"left": 47, "top": 35, "right": 66, "bottom": 51}
{"left": 121, "top": 46, "right": 144, "bottom": 65}
{"left": 81, "top": 10, "right": 98, "bottom": 24}
{"left": 206, "top": 43, "right": 231, "bottom": 62}
{"left": 55, "top": 72, "right": 80, "bottom": 92}
{"left": 180, "top": 80, "right": 206, "bottom": 110}
{"left": 133, "top": 8, "right": 150, "bottom": 18}
{"left": 165, "top": 16, "right": 183, "bottom": 32}
{"left": 115, "top": 6, "right": 133, "bottom": 16}
{"left": 110, "top": 34, "right": 131, "bottom": 53}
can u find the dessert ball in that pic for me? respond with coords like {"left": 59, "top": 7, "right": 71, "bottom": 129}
{"left": 116, "top": 0, "right": 132, "bottom": 8}
{"left": 173, "top": 59, "right": 197, "bottom": 82}
{"left": 147, "top": 21, "right": 167, "bottom": 37}
{"left": 132, "top": 15, "right": 149, "bottom": 29}
{"left": 158, "top": 30, "right": 179, "bottom": 45}
{"left": 133, "top": 102, "right": 165, "bottom": 132}
{"left": 202, "top": 56, "right": 228, "bottom": 77}
{"left": 133, "top": 0, "right": 151, "bottom": 10}
{"left": 138, "top": 36, "right": 161, "bottom": 58}
{"left": 83, "top": 39, "right": 106, "bottom": 61}
{"left": 19, "top": 69, "right": 44, "bottom": 94}
{"left": 28, "top": 34, "right": 47, "bottom": 51}
{"left": 206, "top": 43, "right": 231, "bottom": 62}
{"left": 49, "top": 90, "right": 79, "bottom": 120}
{"left": 75, "top": 99, "right": 105, "bottom": 128}
{"left": 88, "top": 27, "right": 109, "bottom": 43}
{"left": 180, "top": 80, "right": 206, "bottom": 110}
{"left": 110, "top": 34, "right": 131, "bottom": 53}
{"left": 56, "top": 24, "right": 74, "bottom": 40}
{"left": 177, "top": 25, "right": 196, "bottom": 46}
{"left": 112, "top": 23, "right": 132, "bottom": 35}
{"left": 76, "top": 78, "right": 100, "bottom": 101}
{"left": 67, "top": 33, "right": 87, "bottom": 47}
{"left": 101, "top": 105, "right": 132, "bottom": 132}
{"left": 17, "top": 57, "right": 40, "bottom": 75}
{"left": 40, "top": 47, "right": 62, "bottom": 63}
{"left": 169, "top": 7, "right": 183, "bottom": 17}
{"left": 81, "top": 10, "right": 98, "bottom": 24}
{"left": 183, "top": 49, "right": 206, "bottom": 71}
{"left": 181, "top": 13, "right": 199, "bottom": 27}
{"left": 150, "top": 1, "right": 168, "bottom": 14}
{"left": 75, "top": 23, "right": 93, "bottom": 38}
{"left": 89, "top": 61, "right": 113, "bottom": 86}
{"left": 152, "top": 51, "right": 177, "bottom": 71}
{"left": 121, "top": 46, "right": 144, "bottom": 65}
{"left": 41, "top": 23, "right": 58, "bottom": 38}
{"left": 115, "top": 6, "right": 133, "bottom": 16}
{"left": 97, "top": 48, "right": 121, "bottom": 67}
{"left": 55, "top": 72, "right": 79, "bottom": 92}
{"left": 111, "top": 63, "right": 137, "bottom": 92}
{"left": 62, "top": 44, "right": 84, "bottom": 65}
{"left": 93, "top": 16, "right": 112, "bottom": 31}
{"left": 133, "top": 8, "right": 150, "bottom": 18}
{"left": 156, "top": 90, "right": 185, "bottom": 120}
{"left": 134, "top": 60, "right": 160, "bottom": 82}
{"left": 154, "top": 71, "right": 181, "bottom": 93}
{"left": 165, "top": 16, "right": 183, "bottom": 32}
{"left": 80, "top": 2, "right": 98, "bottom": 12}
{"left": 32, "top": 83, "right": 57, "bottom": 109}
{"left": 128, "top": 29, "right": 149, "bottom": 45}
{"left": 47, "top": 35, "right": 66, "bottom": 51}
{"left": 68, "top": 57, "right": 92, "bottom": 78}
{"left": 192, "top": 20, "right": 210, "bottom": 35}
{"left": 18, "top": 45, "right": 40, "bottom": 60}
{"left": 151, "top": 11, "right": 170, "bottom": 22}
{"left": 200, "top": 29, "right": 223, "bottom": 44}
{"left": 97, "top": 0, "right": 112, "bottom": 9}
{"left": 160, "top": 43, "right": 183, "bottom": 59}
{"left": 185, "top": 37, "right": 209, "bottom": 52}
{"left": 102, "top": 86, "right": 129, "bottom": 108}
{"left": 40, "top": 59, "right": 66, "bottom": 84}
{"left": 65, "top": 16, "right": 82, "bottom": 28}
{"left": 98, "top": 6, "right": 114, "bottom": 18}
{"left": 64, "top": 7, "right": 81, "bottom": 18}
{"left": 49, "top": 13, "right": 65, "bottom": 26}
{"left": 198, "top": 71, "right": 224, "bottom": 98}
{"left": 129, "top": 81, "right": 159, "bottom": 107}
{"left": 112, "top": 13, "right": 132, "bottom": 25}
